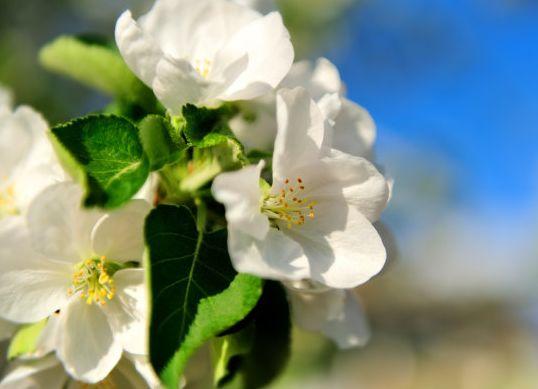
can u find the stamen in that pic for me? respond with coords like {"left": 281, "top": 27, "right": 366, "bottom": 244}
{"left": 261, "top": 177, "right": 317, "bottom": 229}
{"left": 69, "top": 256, "right": 117, "bottom": 305}
{"left": 194, "top": 58, "right": 212, "bottom": 79}
{"left": 0, "top": 179, "right": 17, "bottom": 218}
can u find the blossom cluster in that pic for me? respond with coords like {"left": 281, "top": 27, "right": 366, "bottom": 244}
{"left": 0, "top": 0, "right": 391, "bottom": 387}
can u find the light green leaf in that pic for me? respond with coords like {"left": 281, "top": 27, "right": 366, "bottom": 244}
{"left": 139, "top": 115, "right": 187, "bottom": 171}
{"left": 145, "top": 205, "right": 263, "bottom": 389}
{"left": 8, "top": 319, "right": 47, "bottom": 360}
{"left": 182, "top": 104, "right": 237, "bottom": 146}
{"left": 52, "top": 115, "right": 150, "bottom": 209}
{"left": 39, "top": 35, "right": 156, "bottom": 110}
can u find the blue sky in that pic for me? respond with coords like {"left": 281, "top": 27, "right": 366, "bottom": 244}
{"left": 327, "top": 0, "right": 538, "bottom": 212}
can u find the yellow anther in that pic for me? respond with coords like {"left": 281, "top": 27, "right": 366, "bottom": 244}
{"left": 69, "top": 257, "right": 116, "bottom": 305}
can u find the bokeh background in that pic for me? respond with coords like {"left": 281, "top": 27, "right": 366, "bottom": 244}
{"left": 1, "top": 0, "right": 537, "bottom": 387}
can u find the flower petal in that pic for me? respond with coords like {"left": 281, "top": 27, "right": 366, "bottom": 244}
{"left": 281, "top": 57, "right": 343, "bottom": 101}
{"left": 331, "top": 98, "right": 376, "bottom": 159}
{"left": 102, "top": 269, "right": 147, "bottom": 355}
{"left": 290, "top": 203, "right": 386, "bottom": 288}
{"left": 115, "top": 10, "right": 164, "bottom": 87}
{"left": 228, "top": 227, "right": 310, "bottom": 281}
{"left": 321, "top": 291, "right": 370, "bottom": 349}
{"left": 153, "top": 57, "right": 211, "bottom": 114}
{"left": 216, "top": 12, "right": 294, "bottom": 101}
{"left": 212, "top": 161, "right": 269, "bottom": 241}
{"left": 272, "top": 87, "right": 327, "bottom": 183}
{"left": 138, "top": 0, "right": 259, "bottom": 62}
{"left": 0, "top": 106, "right": 49, "bottom": 182}
{"left": 57, "top": 299, "right": 122, "bottom": 383}
{"left": 0, "top": 261, "right": 71, "bottom": 323}
{"left": 27, "top": 182, "right": 103, "bottom": 262}
{"left": 91, "top": 200, "right": 151, "bottom": 262}
{"left": 0, "top": 355, "right": 65, "bottom": 389}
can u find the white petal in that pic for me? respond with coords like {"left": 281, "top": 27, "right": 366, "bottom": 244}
{"left": 91, "top": 200, "right": 151, "bottom": 262}
{"left": 287, "top": 285, "right": 345, "bottom": 331}
{"left": 0, "top": 106, "right": 50, "bottom": 181}
{"left": 0, "top": 355, "right": 65, "bottom": 389}
{"left": 281, "top": 57, "right": 343, "bottom": 100}
{"left": 34, "top": 314, "right": 61, "bottom": 357}
{"left": 228, "top": 97, "right": 277, "bottom": 152}
{"left": 305, "top": 152, "right": 389, "bottom": 222}
{"left": 133, "top": 173, "right": 158, "bottom": 203}
{"left": 139, "top": 0, "right": 259, "bottom": 62}
{"left": 0, "top": 261, "right": 71, "bottom": 323}
{"left": 216, "top": 12, "right": 294, "bottom": 101}
{"left": 28, "top": 183, "right": 103, "bottom": 262}
{"left": 321, "top": 291, "right": 370, "bottom": 349}
{"left": 109, "top": 357, "right": 157, "bottom": 389}
{"left": 212, "top": 161, "right": 269, "bottom": 240}
{"left": 153, "top": 57, "right": 212, "bottom": 114}
{"left": 290, "top": 203, "right": 386, "bottom": 288}
{"left": 228, "top": 227, "right": 309, "bottom": 281}
{"left": 13, "top": 162, "right": 64, "bottom": 214}
{"left": 102, "top": 269, "right": 148, "bottom": 355}
{"left": 331, "top": 98, "right": 376, "bottom": 159}
{"left": 272, "top": 88, "right": 327, "bottom": 183}
{"left": 57, "top": 299, "right": 122, "bottom": 383}
{"left": 115, "top": 10, "right": 164, "bottom": 87}
{"left": 317, "top": 93, "right": 342, "bottom": 123}
{"left": 127, "top": 355, "right": 163, "bottom": 389}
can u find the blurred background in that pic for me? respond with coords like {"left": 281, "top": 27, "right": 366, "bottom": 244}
{"left": 1, "top": 0, "right": 537, "bottom": 387}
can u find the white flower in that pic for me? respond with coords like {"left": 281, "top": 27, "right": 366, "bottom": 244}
{"left": 0, "top": 85, "right": 13, "bottom": 115}
{"left": 115, "top": 0, "right": 294, "bottom": 114}
{"left": 230, "top": 57, "right": 376, "bottom": 159}
{"left": 0, "top": 95, "right": 63, "bottom": 221}
{"left": 213, "top": 87, "right": 389, "bottom": 288}
{"left": 286, "top": 281, "right": 370, "bottom": 349}
{"left": 0, "top": 182, "right": 150, "bottom": 383}
{"left": 0, "top": 354, "right": 162, "bottom": 389}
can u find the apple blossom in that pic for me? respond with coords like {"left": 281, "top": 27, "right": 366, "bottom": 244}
{"left": 0, "top": 354, "right": 162, "bottom": 389}
{"left": 213, "top": 87, "right": 389, "bottom": 288}
{"left": 230, "top": 57, "right": 376, "bottom": 159}
{"left": 0, "top": 182, "right": 150, "bottom": 383}
{"left": 286, "top": 281, "right": 370, "bottom": 349}
{"left": 115, "top": 0, "right": 294, "bottom": 114}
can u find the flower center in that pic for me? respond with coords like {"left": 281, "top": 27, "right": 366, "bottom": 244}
{"left": 68, "top": 256, "right": 120, "bottom": 306}
{"left": 262, "top": 177, "right": 316, "bottom": 229}
{"left": 193, "top": 58, "right": 212, "bottom": 79}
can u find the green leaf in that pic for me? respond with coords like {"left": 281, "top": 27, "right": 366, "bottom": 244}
{"left": 139, "top": 115, "right": 187, "bottom": 171}
{"left": 8, "top": 319, "right": 47, "bottom": 360}
{"left": 239, "top": 281, "right": 292, "bottom": 389}
{"left": 145, "top": 205, "right": 263, "bottom": 389}
{"left": 52, "top": 115, "right": 150, "bottom": 209}
{"left": 213, "top": 326, "right": 255, "bottom": 388}
{"left": 39, "top": 35, "right": 156, "bottom": 110}
{"left": 182, "top": 104, "right": 237, "bottom": 146}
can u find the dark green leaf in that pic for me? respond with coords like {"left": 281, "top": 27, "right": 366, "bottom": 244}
{"left": 39, "top": 35, "right": 156, "bottom": 110}
{"left": 145, "top": 205, "right": 263, "bottom": 389}
{"left": 52, "top": 115, "right": 150, "bottom": 209}
{"left": 139, "top": 115, "right": 187, "bottom": 171}
{"left": 239, "top": 281, "right": 291, "bottom": 389}
{"left": 213, "top": 326, "right": 254, "bottom": 387}
{"left": 182, "top": 104, "right": 237, "bottom": 146}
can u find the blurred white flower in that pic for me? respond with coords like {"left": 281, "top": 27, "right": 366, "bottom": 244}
{"left": 0, "top": 354, "right": 162, "bottom": 389}
{"left": 115, "top": 0, "right": 294, "bottom": 114}
{"left": 230, "top": 57, "right": 376, "bottom": 159}
{"left": 213, "top": 88, "right": 389, "bottom": 288}
{"left": 0, "top": 95, "right": 63, "bottom": 221}
{"left": 0, "top": 183, "right": 150, "bottom": 383}
{"left": 286, "top": 281, "right": 370, "bottom": 349}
